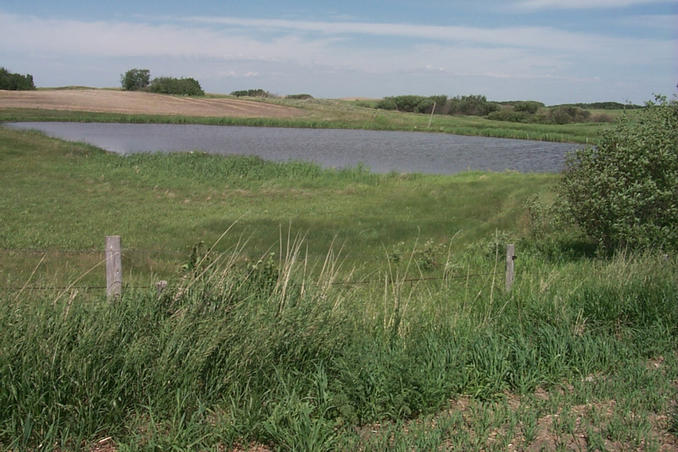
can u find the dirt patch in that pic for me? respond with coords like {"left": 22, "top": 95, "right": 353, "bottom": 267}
{"left": 0, "top": 89, "right": 304, "bottom": 118}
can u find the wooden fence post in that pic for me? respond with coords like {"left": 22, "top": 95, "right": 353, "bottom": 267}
{"left": 505, "top": 244, "right": 515, "bottom": 292}
{"left": 105, "top": 235, "right": 122, "bottom": 298}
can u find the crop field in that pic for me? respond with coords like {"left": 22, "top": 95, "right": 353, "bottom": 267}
{"left": 1, "top": 126, "right": 677, "bottom": 450}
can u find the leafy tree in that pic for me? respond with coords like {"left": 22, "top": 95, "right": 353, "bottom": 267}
{"left": 0, "top": 67, "right": 35, "bottom": 90}
{"left": 148, "top": 77, "right": 204, "bottom": 96}
{"left": 121, "top": 68, "right": 150, "bottom": 91}
{"left": 231, "top": 89, "right": 271, "bottom": 97}
{"left": 559, "top": 96, "right": 678, "bottom": 251}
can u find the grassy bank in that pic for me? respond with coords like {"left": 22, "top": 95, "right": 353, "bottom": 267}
{"left": 0, "top": 127, "right": 556, "bottom": 287}
{"left": 0, "top": 96, "right": 611, "bottom": 143}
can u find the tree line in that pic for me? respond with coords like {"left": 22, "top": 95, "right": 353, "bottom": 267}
{"left": 121, "top": 68, "right": 204, "bottom": 96}
{"left": 0, "top": 67, "right": 35, "bottom": 90}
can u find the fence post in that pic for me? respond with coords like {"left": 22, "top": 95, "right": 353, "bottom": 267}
{"left": 105, "top": 235, "right": 122, "bottom": 298}
{"left": 505, "top": 244, "right": 515, "bottom": 292}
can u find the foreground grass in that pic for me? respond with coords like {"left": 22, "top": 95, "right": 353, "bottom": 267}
{"left": 0, "top": 93, "right": 612, "bottom": 143}
{"left": 0, "top": 127, "right": 555, "bottom": 287}
{"left": 1, "top": 244, "right": 676, "bottom": 450}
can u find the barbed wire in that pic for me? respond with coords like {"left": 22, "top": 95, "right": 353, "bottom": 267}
{"left": 0, "top": 272, "right": 496, "bottom": 292}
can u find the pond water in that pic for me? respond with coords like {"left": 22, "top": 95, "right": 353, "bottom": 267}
{"left": 5, "top": 122, "right": 581, "bottom": 174}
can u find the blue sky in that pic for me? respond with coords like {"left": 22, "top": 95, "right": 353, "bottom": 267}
{"left": 1, "top": 0, "right": 676, "bottom": 104}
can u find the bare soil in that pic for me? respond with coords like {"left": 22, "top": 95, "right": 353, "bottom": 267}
{"left": 0, "top": 89, "right": 303, "bottom": 118}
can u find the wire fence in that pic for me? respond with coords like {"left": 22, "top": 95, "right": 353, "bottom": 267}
{"left": 2, "top": 239, "right": 512, "bottom": 293}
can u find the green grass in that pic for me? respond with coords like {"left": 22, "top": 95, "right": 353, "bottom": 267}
{"left": 0, "top": 127, "right": 556, "bottom": 287}
{"left": 1, "top": 127, "right": 676, "bottom": 450}
{"left": 0, "top": 93, "right": 613, "bottom": 144}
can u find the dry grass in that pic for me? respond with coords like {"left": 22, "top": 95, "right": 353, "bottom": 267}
{"left": 0, "top": 89, "right": 303, "bottom": 118}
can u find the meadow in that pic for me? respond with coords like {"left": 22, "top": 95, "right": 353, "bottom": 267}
{"left": 1, "top": 127, "right": 676, "bottom": 450}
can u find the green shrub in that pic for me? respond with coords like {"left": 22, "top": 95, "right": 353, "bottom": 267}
{"left": 120, "top": 68, "right": 150, "bottom": 91}
{"left": 446, "top": 95, "right": 499, "bottom": 116}
{"left": 486, "top": 110, "right": 532, "bottom": 123}
{"left": 559, "top": 97, "right": 678, "bottom": 251}
{"left": 149, "top": 77, "right": 204, "bottom": 96}
{"left": 513, "top": 101, "right": 542, "bottom": 114}
{"left": 375, "top": 97, "right": 398, "bottom": 110}
{"left": 0, "top": 67, "right": 35, "bottom": 90}
{"left": 545, "top": 106, "right": 591, "bottom": 124}
{"left": 286, "top": 93, "right": 314, "bottom": 100}
{"left": 231, "top": 89, "right": 272, "bottom": 97}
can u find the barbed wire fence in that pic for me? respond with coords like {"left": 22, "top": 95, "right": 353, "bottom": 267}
{"left": 1, "top": 236, "right": 517, "bottom": 295}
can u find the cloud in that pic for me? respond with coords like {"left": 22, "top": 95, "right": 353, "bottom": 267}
{"left": 513, "top": 0, "right": 673, "bottom": 9}
{"left": 0, "top": 10, "right": 674, "bottom": 103}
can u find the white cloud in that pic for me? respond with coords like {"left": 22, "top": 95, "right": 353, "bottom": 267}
{"left": 0, "top": 10, "right": 675, "bottom": 103}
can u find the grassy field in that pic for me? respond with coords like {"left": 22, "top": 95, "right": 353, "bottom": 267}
{"left": 0, "top": 89, "right": 617, "bottom": 143}
{"left": 0, "top": 126, "right": 556, "bottom": 287}
{"left": 1, "top": 127, "right": 676, "bottom": 450}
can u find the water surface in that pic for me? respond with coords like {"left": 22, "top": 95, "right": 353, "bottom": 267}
{"left": 5, "top": 122, "right": 580, "bottom": 174}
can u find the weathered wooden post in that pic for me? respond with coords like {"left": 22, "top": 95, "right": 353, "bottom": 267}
{"left": 105, "top": 235, "right": 122, "bottom": 298}
{"left": 505, "top": 244, "right": 515, "bottom": 292}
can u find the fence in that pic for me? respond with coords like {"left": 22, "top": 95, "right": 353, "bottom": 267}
{"left": 2, "top": 236, "right": 518, "bottom": 297}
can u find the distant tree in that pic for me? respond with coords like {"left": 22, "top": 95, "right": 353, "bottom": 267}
{"left": 0, "top": 67, "right": 35, "bottom": 90}
{"left": 148, "top": 77, "right": 204, "bottom": 96}
{"left": 121, "top": 68, "right": 150, "bottom": 91}
{"left": 231, "top": 89, "right": 272, "bottom": 97}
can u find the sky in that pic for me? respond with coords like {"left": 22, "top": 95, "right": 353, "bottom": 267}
{"left": 0, "top": 0, "right": 676, "bottom": 104}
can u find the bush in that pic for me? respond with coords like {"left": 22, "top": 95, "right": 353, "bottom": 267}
{"left": 486, "top": 110, "right": 532, "bottom": 123}
{"left": 375, "top": 97, "right": 398, "bottom": 110}
{"left": 148, "top": 77, "right": 204, "bottom": 96}
{"left": 231, "top": 89, "right": 272, "bottom": 97}
{"left": 120, "top": 68, "right": 150, "bottom": 91}
{"left": 446, "top": 95, "right": 498, "bottom": 116}
{"left": 547, "top": 106, "right": 590, "bottom": 124}
{"left": 559, "top": 97, "right": 678, "bottom": 251}
{"left": 286, "top": 93, "right": 313, "bottom": 100}
{"left": 513, "top": 101, "right": 542, "bottom": 114}
{"left": 0, "top": 67, "right": 35, "bottom": 90}
{"left": 375, "top": 95, "right": 448, "bottom": 114}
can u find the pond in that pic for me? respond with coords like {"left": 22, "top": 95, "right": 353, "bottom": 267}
{"left": 4, "top": 122, "right": 581, "bottom": 174}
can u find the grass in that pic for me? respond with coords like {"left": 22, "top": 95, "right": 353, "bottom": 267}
{"left": 1, "top": 239, "right": 676, "bottom": 450}
{"left": 0, "top": 127, "right": 555, "bottom": 287}
{"left": 0, "top": 93, "right": 614, "bottom": 143}
{"left": 1, "top": 127, "right": 676, "bottom": 450}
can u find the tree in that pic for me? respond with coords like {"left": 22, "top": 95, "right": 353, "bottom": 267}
{"left": 148, "top": 77, "right": 204, "bottom": 96}
{"left": 121, "top": 68, "right": 150, "bottom": 91}
{"left": 559, "top": 96, "right": 678, "bottom": 251}
{"left": 0, "top": 67, "right": 35, "bottom": 90}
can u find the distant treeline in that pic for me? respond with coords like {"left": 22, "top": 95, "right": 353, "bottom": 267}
{"left": 229, "top": 89, "right": 314, "bottom": 100}
{"left": 121, "top": 68, "right": 204, "bottom": 96}
{"left": 551, "top": 101, "right": 642, "bottom": 110}
{"left": 372, "top": 94, "right": 628, "bottom": 124}
{"left": 376, "top": 94, "right": 499, "bottom": 116}
{"left": 231, "top": 89, "right": 273, "bottom": 98}
{"left": 0, "top": 67, "right": 35, "bottom": 90}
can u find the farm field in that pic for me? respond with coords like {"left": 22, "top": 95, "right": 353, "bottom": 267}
{"left": 1, "top": 127, "right": 677, "bottom": 450}
{"left": 0, "top": 88, "right": 303, "bottom": 118}
{"left": 0, "top": 88, "right": 616, "bottom": 143}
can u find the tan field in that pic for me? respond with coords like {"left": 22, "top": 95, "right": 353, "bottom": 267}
{"left": 0, "top": 88, "right": 303, "bottom": 118}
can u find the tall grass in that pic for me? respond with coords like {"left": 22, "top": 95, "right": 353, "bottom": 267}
{"left": 1, "top": 236, "right": 676, "bottom": 449}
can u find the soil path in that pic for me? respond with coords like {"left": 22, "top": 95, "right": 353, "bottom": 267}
{"left": 0, "top": 89, "right": 303, "bottom": 118}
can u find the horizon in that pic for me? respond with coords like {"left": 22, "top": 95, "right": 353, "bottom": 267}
{"left": 1, "top": 0, "right": 676, "bottom": 105}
